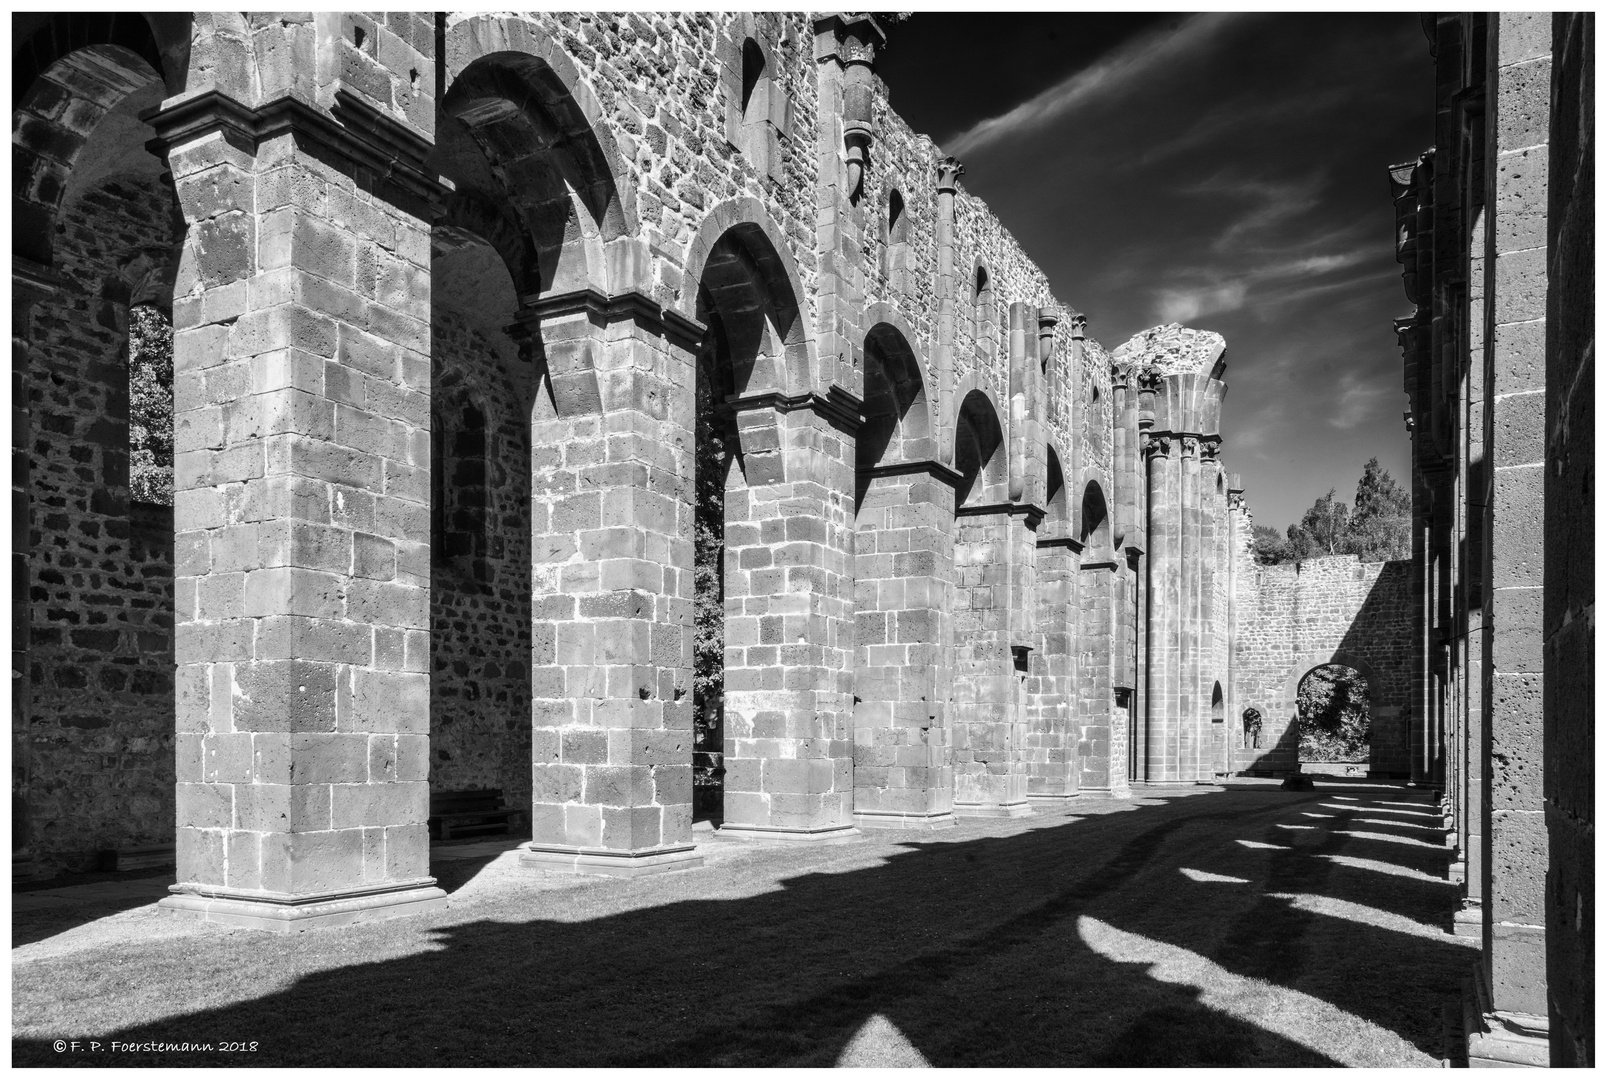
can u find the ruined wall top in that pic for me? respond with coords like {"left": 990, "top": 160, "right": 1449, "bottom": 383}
{"left": 1112, "top": 323, "right": 1227, "bottom": 380}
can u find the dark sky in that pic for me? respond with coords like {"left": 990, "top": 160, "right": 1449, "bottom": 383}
{"left": 877, "top": 13, "right": 1436, "bottom": 531}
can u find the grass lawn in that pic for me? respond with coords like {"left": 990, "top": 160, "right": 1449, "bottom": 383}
{"left": 12, "top": 782, "right": 1474, "bottom": 1067}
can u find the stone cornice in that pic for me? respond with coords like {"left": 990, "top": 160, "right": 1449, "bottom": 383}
{"left": 519, "top": 287, "right": 707, "bottom": 352}
{"left": 1036, "top": 535, "right": 1083, "bottom": 552}
{"left": 956, "top": 500, "right": 1045, "bottom": 530}
{"left": 723, "top": 385, "right": 866, "bottom": 432}
{"left": 860, "top": 459, "right": 966, "bottom": 488}
{"left": 143, "top": 89, "right": 452, "bottom": 211}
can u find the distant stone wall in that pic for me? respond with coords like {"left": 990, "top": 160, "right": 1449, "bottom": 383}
{"left": 428, "top": 309, "right": 532, "bottom": 811}
{"left": 27, "top": 174, "right": 180, "bottom": 867}
{"left": 1231, "top": 553, "right": 1413, "bottom": 776}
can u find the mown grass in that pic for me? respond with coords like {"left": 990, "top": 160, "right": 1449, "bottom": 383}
{"left": 13, "top": 784, "right": 1473, "bottom": 1067}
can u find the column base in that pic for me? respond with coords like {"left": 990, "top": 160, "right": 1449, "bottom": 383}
{"left": 715, "top": 823, "right": 862, "bottom": 844}
{"left": 519, "top": 843, "right": 703, "bottom": 877}
{"left": 1026, "top": 792, "right": 1081, "bottom": 807}
{"left": 953, "top": 801, "right": 1033, "bottom": 819}
{"left": 159, "top": 878, "right": 446, "bottom": 932}
{"left": 1452, "top": 901, "right": 1482, "bottom": 939}
{"left": 853, "top": 810, "right": 957, "bottom": 831}
{"left": 1464, "top": 967, "right": 1550, "bottom": 1067}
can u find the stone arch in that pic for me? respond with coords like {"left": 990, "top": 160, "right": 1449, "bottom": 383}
{"left": 971, "top": 258, "right": 997, "bottom": 364}
{"left": 1042, "top": 441, "right": 1071, "bottom": 542}
{"left": 443, "top": 15, "right": 639, "bottom": 245}
{"left": 684, "top": 198, "right": 816, "bottom": 398}
{"left": 953, "top": 387, "right": 1006, "bottom": 510}
{"left": 1279, "top": 650, "right": 1378, "bottom": 711}
{"left": 13, "top": 15, "right": 182, "bottom": 269}
{"left": 859, "top": 307, "right": 935, "bottom": 465}
{"left": 434, "top": 189, "right": 542, "bottom": 297}
{"left": 1080, "top": 479, "right": 1114, "bottom": 562}
{"left": 879, "top": 171, "right": 913, "bottom": 290}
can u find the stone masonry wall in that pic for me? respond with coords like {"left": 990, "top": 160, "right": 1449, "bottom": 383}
{"left": 27, "top": 173, "right": 181, "bottom": 867}
{"left": 1231, "top": 551, "right": 1413, "bottom": 776}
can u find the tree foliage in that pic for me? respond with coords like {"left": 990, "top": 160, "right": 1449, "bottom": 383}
{"left": 1254, "top": 458, "right": 1410, "bottom": 565}
{"left": 128, "top": 305, "right": 174, "bottom": 505}
{"left": 1296, "top": 665, "right": 1370, "bottom": 761}
{"left": 692, "top": 359, "right": 728, "bottom": 759}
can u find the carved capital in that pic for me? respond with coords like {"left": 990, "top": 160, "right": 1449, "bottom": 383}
{"left": 1136, "top": 368, "right": 1163, "bottom": 393}
{"left": 1200, "top": 437, "right": 1221, "bottom": 461}
{"left": 937, "top": 156, "right": 966, "bottom": 193}
{"left": 1181, "top": 435, "right": 1199, "bottom": 457}
{"left": 1066, "top": 311, "right": 1088, "bottom": 340}
{"left": 1143, "top": 434, "right": 1171, "bottom": 460}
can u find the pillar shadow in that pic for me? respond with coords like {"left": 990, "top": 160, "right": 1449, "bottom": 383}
{"left": 11, "top": 788, "right": 1470, "bottom": 1067}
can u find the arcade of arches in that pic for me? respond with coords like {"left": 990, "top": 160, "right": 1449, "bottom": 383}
{"left": 9, "top": 13, "right": 1593, "bottom": 1066}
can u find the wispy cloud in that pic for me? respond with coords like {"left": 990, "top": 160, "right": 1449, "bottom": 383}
{"left": 1149, "top": 249, "right": 1375, "bottom": 324}
{"left": 946, "top": 14, "right": 1244, "bottom": 158}
{"left": 1329, "top": 370, "right": 1395, "bottom": 430}
{"left": 1135, "top": 86, "right": 1356, "bottom": 168}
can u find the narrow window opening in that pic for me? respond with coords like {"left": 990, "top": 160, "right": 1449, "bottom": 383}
{"left": 128, "top": 304, "right": 173, "bottom": 506}
{"left": 740, "top": 38, "right": 765, "bottom": 117}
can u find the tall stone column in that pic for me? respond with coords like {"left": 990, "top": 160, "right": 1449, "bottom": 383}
{"left": 720, "top": 400, "right": 858, "bottom": 841}
{"left": 932, "top": 158, "right": 963, "bottom": 456}
{"left": 1142, "top": 433, "right": 1179, "bottom": 783}
{"left": 1178, "top": 435, "right": 1202, "bottom": 781}
{"left": 952, "top": 507, "right": 1032, "bottom": 816}
{"left": 1470, "top": 11, "right": 1552, "bottom": 1062}
{"left": 518, "top": 292, "right": 708, "bottom": 875}
{"left": 851, "top": 466, "right": 955, "bottom": 829}
{"left": 148, "top": 32, "right": 451, "bottom": 928}
{"left": 1028, "top": 534, "right": 1078, "bottom": 803}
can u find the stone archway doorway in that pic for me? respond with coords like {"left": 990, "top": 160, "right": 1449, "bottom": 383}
{"left": 1295, "top": 663, "right": 1371, "bottom": 776}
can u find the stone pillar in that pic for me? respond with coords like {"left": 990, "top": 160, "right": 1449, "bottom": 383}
{"left": 1142, "top": 434, "right": 1181, "bottom": 783}
{"left": 1028, "top": 534, "right": 1078, "bottom": 803}
{"left": 148, "top": 48, "right": 450, "bottom": 928}
{"left": 932, "top": 158, "right": 963, "bottom": 457}
{"left": 1078, "top": 551, "right": 1119, "bottom": 792}
{"left": 851, "top": 465, "right": 955, "bottom": 829}
{"left": 1179, "top": 435, "right": 1202, "bottom": 781}
{"left": 1470, "top": 11, "right": 1551, "bottom": 1061}
{"left": 720, "top": 399, "right": 858, "bottom": 841}
{"left": 952, "top": 507, "right": 1032, "bottom": 817}
{"left": 518, "top": 292, "right": 708, "bottom": 876}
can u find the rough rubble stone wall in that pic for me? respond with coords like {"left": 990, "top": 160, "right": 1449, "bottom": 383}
{"left": 428, "top": 310, "right": 532, "bottom": 811}
{"left": 1230, "top": 553, "right": 1413, "bottom": 776}
{"left": 27, "top": 174, "right": 181, "bottom": 868}
{"left": 497, "top": 13, "right": 821, "bottom": 316}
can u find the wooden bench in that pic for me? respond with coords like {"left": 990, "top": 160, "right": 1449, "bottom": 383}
{"left": 429, "top": 789, "right": 518, "bottom": 841}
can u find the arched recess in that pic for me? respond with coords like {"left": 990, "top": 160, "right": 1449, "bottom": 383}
{"left": 952, "top": 385, "right": 1006, "bottom": 510}
{"left": 687, "top": 205, "right": 815, "bottom": 400}
{"left": 14, "top": 18, "right": 192, "bottom": 870}
{"left": 879, "top": 171, "right": 913, "bottom": 292}
{"left": 13, "top": 14, "right": 187, "bottom": 269}
{"left": 1075, "top": 478, "right": 1119, "bottom": 790}
{"left": 971, "top": 260, "right": 997, "bottom": 365}
{"left": 1080, "top": 480, "right": 1114, "bottom": 563}
{"left": 443, "top": 15, "right": 639, "bottom": 251}
{"left": 859, "top": 320, "right": 934, "bottom": 475}
{"left": 680, "top": 197, "right": 817, "bottom": 397}
{"left": 440, "top": 34, "right": 636, "bottom": 298}
{"left": 1042, "top": 442, "right": 1071, "bottom": 542}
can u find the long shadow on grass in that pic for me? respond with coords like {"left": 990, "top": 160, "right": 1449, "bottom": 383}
{"left": 11, "top": 786, "right": 1468, "bottom": 1067}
